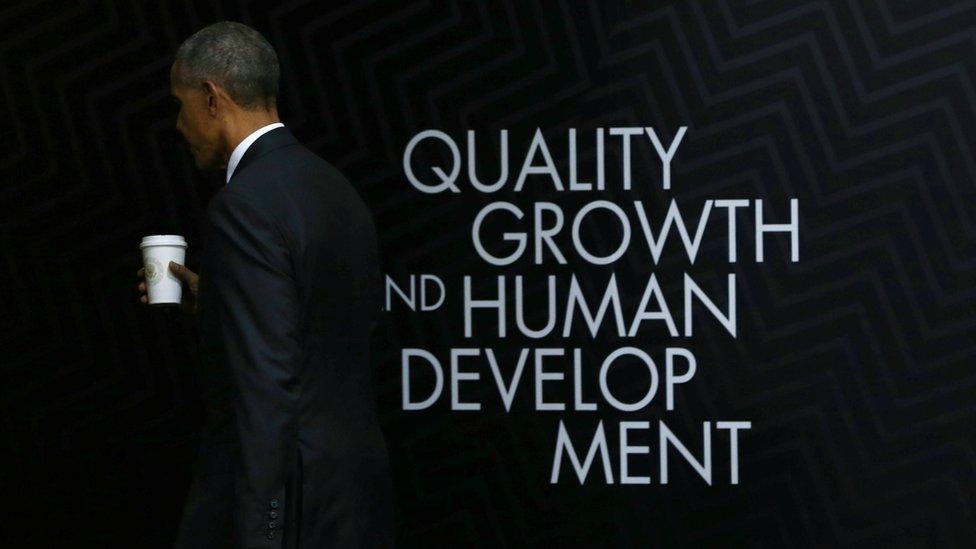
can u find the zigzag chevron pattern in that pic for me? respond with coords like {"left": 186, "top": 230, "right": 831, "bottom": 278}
{"left": 0, "top": 0, "right": 973, "bottom": 546}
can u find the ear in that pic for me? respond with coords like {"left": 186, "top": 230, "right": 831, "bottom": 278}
{"left": 202, "top": 81, "right": 219, "bottom": 115}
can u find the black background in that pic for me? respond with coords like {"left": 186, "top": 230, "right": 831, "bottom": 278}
{"left": 2, "top": 0, "right": 975, "bottom": 547}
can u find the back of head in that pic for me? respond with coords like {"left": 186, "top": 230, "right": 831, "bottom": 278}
{"left": 173, "top": 21, "right": 279, "bottom": 110}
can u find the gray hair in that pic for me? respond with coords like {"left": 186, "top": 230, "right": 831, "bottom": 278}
{"left": 173, "top": 21, "right": 279, "bottom": 110}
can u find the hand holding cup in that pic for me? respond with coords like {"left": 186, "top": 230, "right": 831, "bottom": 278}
{"left": 138, "top": 235, "right": 198, "bottom": 314}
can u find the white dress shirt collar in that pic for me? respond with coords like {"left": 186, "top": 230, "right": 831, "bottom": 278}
{"left": 225, "top": 122, "right": 285, "bottom": 183}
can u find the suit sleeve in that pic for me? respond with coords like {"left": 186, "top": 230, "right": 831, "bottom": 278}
{"left": 206, "top": 189, "right": 301, "bottom": 548}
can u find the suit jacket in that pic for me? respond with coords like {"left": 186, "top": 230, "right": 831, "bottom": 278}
{"left": 173, "top": 126, "right": 394, "bottom": 548}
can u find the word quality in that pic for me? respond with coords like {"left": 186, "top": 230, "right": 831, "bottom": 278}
{"left": 403, "top": 127, "right": 687, "bottom": 193}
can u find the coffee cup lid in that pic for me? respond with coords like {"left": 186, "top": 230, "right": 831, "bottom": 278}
{"left": 140, "top": 234, "right": 187, "bottom": 248}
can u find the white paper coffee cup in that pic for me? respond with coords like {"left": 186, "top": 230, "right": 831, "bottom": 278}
{"left": 140, "top": 235, "right": 187, "bottom": 306}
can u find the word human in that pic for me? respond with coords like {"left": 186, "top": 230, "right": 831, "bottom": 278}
{"left": 403, "top": 127, "right": 687, "bottom": 193}
{"left": 462, "top": 272, "right": 736, "bottom": 338}
{"left": 384, "top": 271, "right": 735, "bottom": 338}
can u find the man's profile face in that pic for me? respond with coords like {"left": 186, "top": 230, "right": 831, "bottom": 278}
{"left": 170, "top": 62, "right": 224, "bottom": 171}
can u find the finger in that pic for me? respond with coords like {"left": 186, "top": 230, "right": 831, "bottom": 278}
{"left": 137, "top": 267, "right": 144, "bottom": 276}
{"left": 138, "top": 282, "right": 146, "bottom": 292}
{"left": 140, "top": 295, "right": 147, "bottom": 304}
{"left": 169, "top": 261, "right": 183, "bottom": 277}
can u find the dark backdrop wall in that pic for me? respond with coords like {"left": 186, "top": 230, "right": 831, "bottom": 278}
{"left": 2, "top": 0, "right": 975, "bottom": 547}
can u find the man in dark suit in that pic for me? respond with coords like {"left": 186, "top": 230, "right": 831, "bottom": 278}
{"left": 137, "top": 21, "right": 393, "bottom": 548}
